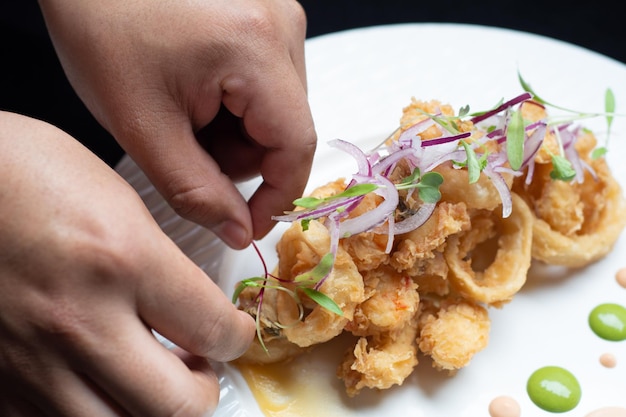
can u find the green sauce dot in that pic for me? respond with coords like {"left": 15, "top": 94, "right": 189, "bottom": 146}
{"left": 527, "top": 366, "right": 581, "bottom": 413}
{"left": 588, "top": 303, "right": 626, "bottom": 341}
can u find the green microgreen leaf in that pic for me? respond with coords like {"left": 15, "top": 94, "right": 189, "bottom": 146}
{"left": 518, "top": 71, "right": 547, "bottom": 106}
{"left": 232, "top": 277, "right": 266, "bottom": 303}
{"left": 396, "top": 169, "right": 443, "bottom": 203}
{"left": 417, "top": 172, "right": 443, "bottom": 203}
{"left": 431, "top": 114, "right": 460, "bottom": 134}
{"left": 458, "top": 105, "right": 470, "bottom": 117}
{"left": 605, "top": 88, "right": 615, "bottom": 145}
{"left": 506, "top": 110, "right": 525, "bottom": 171}
{"left": 300, "top": 218, "right": 311, "bottom": 231}
{"left": 294, "top": 253, "right": 334, "bottom": 284}
{"left": 469, "top": 98, "right": 505, "bottom": 118}
{"left": 460, "top": 140, "right": 483, "bottom": 183}
{"left": 606, "top": 88, "right": 616, "bottom": 120}
{"left": 293, "top": 183, "right": 378, "bottom": 210}
{"left": 550, "top": 155, "right": 576, "bottom": 181}
{"left": 396, "top": 168, "right": 422, "bottom": 188}
{"left": 592, "top": 147, "right": 608, "bottom": 159}
{"left": 293, "top": 196, "right": 323, "bottom": 209}
{"left": 301, "top": 287, "right": 344, "bottom": 316}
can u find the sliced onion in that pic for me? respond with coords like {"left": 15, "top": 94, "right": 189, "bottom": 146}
{"left": 338, "top": 175, "right": 399, "bottom": 238}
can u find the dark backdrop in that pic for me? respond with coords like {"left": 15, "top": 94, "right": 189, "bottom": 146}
{"left": 1, "top": 1, "right": 623, "bottom": 167}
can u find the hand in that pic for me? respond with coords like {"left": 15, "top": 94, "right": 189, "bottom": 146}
{"left": 38, "top": 0, "right": 317, "bottom": 249}
{"left": 0, "top": 112, "right": 255, "bottom": 416}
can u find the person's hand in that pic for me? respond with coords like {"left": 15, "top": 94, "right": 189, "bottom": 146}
{"left": 38, "top": 0, "right": 317, "bottom": 249}
{"left": 0, "top": 112, "right": 255, "bottom": 416}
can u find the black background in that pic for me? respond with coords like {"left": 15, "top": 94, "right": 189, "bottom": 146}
{"left": 1, "top": 1, "right": 623, "bottom": 167}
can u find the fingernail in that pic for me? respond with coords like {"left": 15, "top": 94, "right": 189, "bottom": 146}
{"left": 214, "top": 220, "right": 250, "bottom": 249}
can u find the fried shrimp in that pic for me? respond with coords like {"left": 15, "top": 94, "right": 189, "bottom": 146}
{"left": 338, "top": 316, "right": 420, "bottom": 397}
{"left": 338, "top": 266, "right": 420, "bottom": 396}
{"left": 418, "top": 298, "right": 490, "bottom": 372}
{"left": 346, "top": 265, "right": 419, "bottom": 336}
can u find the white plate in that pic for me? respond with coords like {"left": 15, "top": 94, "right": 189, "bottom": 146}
{"left": 116, "top": 23, "right": 626, "bottom": 416}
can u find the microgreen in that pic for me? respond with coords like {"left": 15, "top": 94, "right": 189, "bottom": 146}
{"left": 294, "top": 252, "right": 334, "bottom": 285}
{"left": 459, "top": 140, "right": 486, "bottom": 183}
{"left": 301, "top": 288, "right": 344, "bottom": 316}
{"left": 293, "top": 183, "right": 378, "bottom": 209}
{"left": 518, "top": 70, "right": 622, "bottom": 157}
{"left": 233, "top": 243, "right": 343, "bottom": 353}
{"left": 416, "top": 171, "right": 444, "bottom": 203}
{"left": 550, "top": 154, "right": 577, "bottom": 181}
{"left": 396, "top": 169, "right": 444, "bottom": 203}
{"left": 458, "top": 104, "right": 471, "bottom": 117}
{"left": 594, "top": 88, "right": 617, "bottom": 159}
{"left": 506, "top": 109, "right": 525, "bottom": 171}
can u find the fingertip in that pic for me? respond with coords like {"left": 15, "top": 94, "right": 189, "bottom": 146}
{"left": 213, "top": 219, "right": 252, "bottom": 250}
{"left": 226, "top": 310, "right": 256, "bottom": 361}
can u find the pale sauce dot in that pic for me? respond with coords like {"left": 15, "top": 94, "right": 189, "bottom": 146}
{"left": 616, "top": 267, "right": 626, "bottom": 288}
{"left": 585, "top": 406, "right": 626, "bottom": 417}
{"left": 488, "top": 395, "right": 521, "bottom": 417}
{"left": 599, "top": 352, "right": 617, "bottom": 368}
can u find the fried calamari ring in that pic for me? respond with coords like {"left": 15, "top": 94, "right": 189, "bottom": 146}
{"left": 529, "top": 160, "right": 626, "bottom": 267}
{"left": 444, "top": 193, "right": 534, "bottom": 306}
{"left": 275, "top": 220, "right": 366, "bottom": 348}
{"left": 435, "top": 162, "right": 514, "bottom": 212}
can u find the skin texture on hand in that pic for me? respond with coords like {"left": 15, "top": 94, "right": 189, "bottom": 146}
{"left": 0, "top": 111, "right": 256, "bottom": 416}
{"left": 37, "top": 0, "right": 318, "bottom": 250}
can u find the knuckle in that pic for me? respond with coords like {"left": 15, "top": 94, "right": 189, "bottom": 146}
{"left": 167, "top": 183, "right": 216, "bottom": 227}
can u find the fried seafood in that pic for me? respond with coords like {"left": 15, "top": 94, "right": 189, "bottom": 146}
{"left": 435, "top": 162, "right": 514, "bottom": 212}
{"left": 338, "top": 316, "right": 420, "bottom": 397}
{"left": 338, "top": 266, "right": 420, "bottom": 397}
{"left": 236, "top": 282, "right": 307, "bottom": 364}
{"left": 418, "top": 298, "right": 490, "bottom": 372}
{"left": 514, "top": 132, "right": 626, "bottom": 267}
{"left": 445, "top": 193, "right": 534, "bottom": 307}
{"left": 346, "top": 265, "right": 419, "bottom": 336}
{"left": 233, "top": 94, "right": 626, "bottom": 397}
{"left": 275, "top": 220, "right": 366, "bottom": 348}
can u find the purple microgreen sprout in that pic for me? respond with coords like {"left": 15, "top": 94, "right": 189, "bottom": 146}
{"left": 232, "top": 243, "right": 342, "bottom": 353}
{"left": 518, "top": 70, "right": 622, "bottom": 161}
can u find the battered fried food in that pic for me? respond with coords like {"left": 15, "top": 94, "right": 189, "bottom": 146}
{"left": 338, "top": 315, "right": 420, "bottom": 397}
{"left": 445, "top": 193, "right": 534, "bottom": 307}
{"left": 233, "top": 94, "right": 626, "bottom": 398}
{"left": 418, "top": 298, "right": 490, "bottom": 372}
{"left": 275, "top": 220, "right": 366, "bottom": 348}
{"left": 514, "top": 131, "right": 626, "bottom": 267}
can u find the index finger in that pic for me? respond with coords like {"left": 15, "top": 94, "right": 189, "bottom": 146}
{"left": 222, "top": 61, "right": 317, "bottom": 240}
